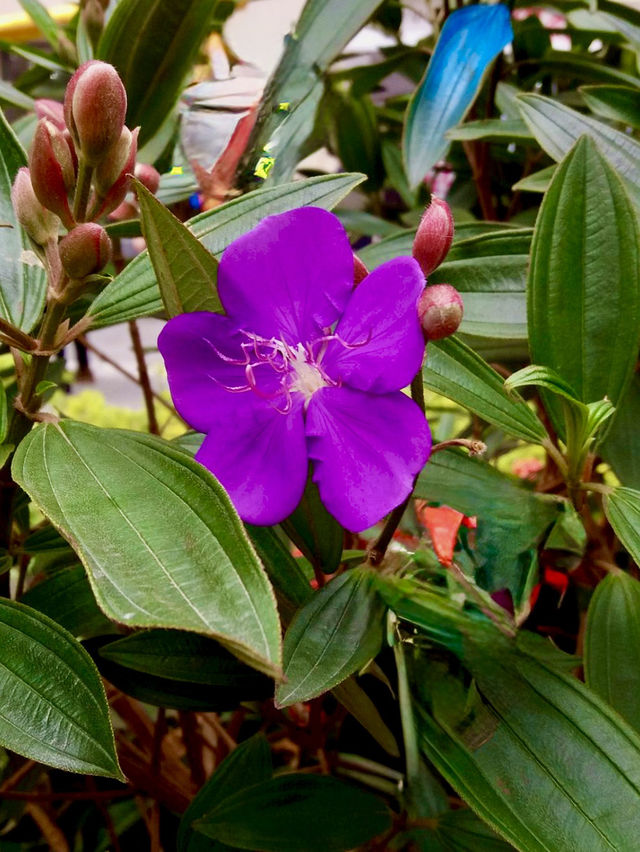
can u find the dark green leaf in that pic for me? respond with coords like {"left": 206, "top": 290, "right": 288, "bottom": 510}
{"left": 87, "top": 173, "right": 365, "bottom": 328}
{"left": 12, "top": 422, "right": 282, "bottom": 677}
{"left": 528, "top": 135, "right": 640, "bottom": 436}
{"left": 512, "top": 164, "right": 556, "bottom": 194}
{"left": 332, "top": 676, "right": 400, "bottom": 757}
{"left": 0, "top": 599, "right": 121, "bottom": 778}
{"left": 193, "top": 774, "right": 391, "bottom": 852}
{"left": 276, "top": 567, "right": 386, "bottom": 707}
{"left": 247, "top": 524, "right": 312, "bottom": 610}
{"left": 135, "top": 179, "right": 220, "bottom": 317}
{"left": 585, "top": 572, "right": 640, "bottom": 732}
{"left": 281, "top": 477, "right": 343, "bottom": 575}
{"left": 446, "top": 118, "right": 533, "bottom": 143}
{"left": 422, "top": 337, "right": 546, "bottom": 443}
{"left": 98, "top": 0, "right": 218, "bottom": 146}
{"left": 603, "top": 375, "right": 640, "bottom": 489}
{"left": 0, "top": 108, "right": 46, "bottom": 331}
{"left": 604, "top": 487, "right": 640, "bottom": 569}
{"left": 581, "top": 85, "right": 640, "bottom": 129}
{"left": 178, "top": 734, "right": 272, "bottom": 852}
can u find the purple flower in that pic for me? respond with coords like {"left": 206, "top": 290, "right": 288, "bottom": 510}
{"left": 158, "top": 207, "right": 431, "bottom": 532}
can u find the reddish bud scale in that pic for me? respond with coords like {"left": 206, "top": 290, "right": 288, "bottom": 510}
{"left": 353, "top": 254, "right": 369, "bottom": 285}
{"left": 418, "top": 283, "right": 463, "bottom": 341}
{"left": 11, "top": 167, "right": 60, "bottom": 245}
{"left": 412, "top": 196, "right": 454, "bottom": 277}
{"left": 29, "top": 120, "right": 75, "bottom": 229}
{"left": 92, "top": 127, "right": 139, "bottom": 218}
{"left": 64, "top": 61, "right": 127, "bottom": 166}
{"left": 58, "top": 222, "right": 112, "bottom": 279}
{"left": 134, "top": 162, "right": 161, "bottom": 194}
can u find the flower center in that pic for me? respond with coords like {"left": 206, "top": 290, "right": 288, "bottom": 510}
{"left": 287, "top": 343, "right": 329, "bottom": 402}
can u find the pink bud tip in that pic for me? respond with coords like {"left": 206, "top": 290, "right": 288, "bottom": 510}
{"left": 353, "top": 254, "right": 369, "bottom": 286}
{"left": 412, "top": 197, "right": 454, "bottom": 277}
{"left": 29, "top": 119, "right": 75, "bottom": 229}
{"left": 418, "top": 283, "right": 463, "bottom": 340}
{"left": 134, "top": 163, "right": 161, "bottom": 195}
{"left": 11, "top": 167, "right": 60, "bottom": 245}
{"left": 58, "top": 222, "right": 112, "bottom": 279}
{"left": 64, "top": 61, "right": 127, "bottom": 166}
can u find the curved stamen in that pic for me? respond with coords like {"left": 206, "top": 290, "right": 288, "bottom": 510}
{"left": 206, "top": 338, "right": 250, "bottom": 366}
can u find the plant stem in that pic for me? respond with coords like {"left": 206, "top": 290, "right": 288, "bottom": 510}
{"left": 128, "top": 320, "right": 160, "bottom": 435}
{"left": 73, "top": 159, "right": 93, "bottom": 222}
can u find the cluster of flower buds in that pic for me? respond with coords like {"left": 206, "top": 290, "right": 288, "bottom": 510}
{"left": 412, "top": 197, "right": 463, "bottom": 341}
{"left": 11, "top": 60, "right": 158, "bottom": 299}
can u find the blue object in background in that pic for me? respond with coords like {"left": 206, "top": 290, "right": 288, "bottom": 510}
{"left": 403, "top": 4, "right": 513, "bottom": 188}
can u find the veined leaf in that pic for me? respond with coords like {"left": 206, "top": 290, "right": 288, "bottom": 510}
{"left": 403, "top": 4, "right": 512, "bottom": 187}
{"left": 275, "top": 567, "right": 386, "bottom": 707}
{"left": 12, "top": 422, "right": 282, "bottom": 677}
{"left": 0, "top": 598, "right": 121, "bottom": 778}
{"left": 422, "top": 336, "right": 546, "bottom": 443}
{"left": 512, "top": 164, "right": 556, "bottom": 194}
{"left": 446, "top": 119, "right": 533, "bottom": 143}
{"left": 603, "top": 375, "right": 640, "bottom": 489}
{"left": 98, "top": 0, "right": 218, "bottom": 146}
{"left": 135, "top": 179, "right": 220, "bottom": 317}
{"left": 527, "top": 135, "right": 640, "bottom": 435}
{"left": 581, "top": 85, "right": 640, "bottom": 129}
{"left": 585, "top": 572, "right": 640, "bottom": 732}
{"left": 87, "top": 172, "right": 365, "bottom": 328}
{"left": 0, "top": 108, "right": 46, "bottom": 331}
{"left": 604, "top": 487, "right": 640, "bottom": 569}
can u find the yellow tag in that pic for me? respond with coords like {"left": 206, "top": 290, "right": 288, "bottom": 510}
{"left": 278, "top": 102, "right": 290, "bottom": 111}
{"left": 254, "top": 155, "right": 276, "bottom": 180}
{"left": 169, "top": 166, "right": 184, "bottom": 176}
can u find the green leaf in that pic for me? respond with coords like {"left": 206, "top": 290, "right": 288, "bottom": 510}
{"left": 178, "top": 734, "right": 273, "bottom": 852}
{"left": 505, "top": 364, "right": 581, "bottom": 404}
{"left": 0, "top": 80, "right": 35, "bottom": 112}
{"left": 415, "top": 449, "right": 561, "bottom": 596}
{"left": 87, "top": 172, "right": 365, "bottom": 328}
{"left": 603, "top": 374, "right": 640, "bottom": 489}
{"left": 446, "top": 118, "right": 533, "bottom": 143}
{"left": 512, "top": 163, "right": 556, "bottom": 194}
{"left": 422, "top": 337, "right": 546, "bottom": 443}
{"left": 276, "top": 567, "right": 386, "bottom": 707}
{"left": 12, "top": 421, "right": 282, "bottom": 677}
{"left": 0, "top": 108, "right": 46, "bottom": 332}
{"left": 97, "top": 0, "right": 218, "bottom": 146}
{"left": 193, "top": 774, "right": 391, "bottom": 851}
{"left": 0, "top": 380, "right": 7, "bottom": 444}
{"left": 585, "top": 572, "right": 640, "bottom": 732}
{"left": 281, "top": 476, "right": 343, "bottom": 575}
{"left": 517, "top": 93, "right": 640, "bottom": 209}
{"left": 247, "top": 524, "right": 312, "bottom": 610}
{"left": 604, "top": 487, "right": 640, "bottom": 569}
{"left": 581, "top": 85, "right": 640, "bottom": 130}
{"left": 18, "top": 0, "right": 62, "bottom": 51}
{"left": 332, "top": 676, "right": 400, "bottom": 757}
{"left": 528, "top": 135, "right": 640, "bottom": 436}
{"left": 134, "top": 179, "right": 220, "bottom": 317}
{"left": 0, "top": 598, "right": 121, "bottom": 778}
{"left": 242, "top": 0, "right": 385, "bottom": 183}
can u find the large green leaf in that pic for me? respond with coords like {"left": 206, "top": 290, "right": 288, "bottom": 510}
{"left": 87, "top": 172, "right": 365, "bottom": 328}
{"left": 178, "top": 734, "right": 273, "bottom": 852}
{"left": 0, "top": 599, "right": 121, "bottom": 778}
{"left": 416, "top": 448, "right": 561, "bottom": 595}
{"left": 135, "top": 179, "right": 220, "bottom": 317}
{"left": 0, "top": 108, "right": 46, "bottom": 331}
{"left": 12, "top": 421, "right": 282, "bottom": 677}
{"left": 528, "top": 135, "right": 640, "bottom": 435}
{"left": 18, "top": 0, "right": 61, "bottom": 51}
{"left": 193, "top": 774, "right": 391, "bottom": 851}
{"left": 422, "top": 337, "right": 546, "bottom": 443}
{"left": 281, "top": 477, "right": 343, "bottom": 575}
{"left": 604, "top": 487, "right": 640, "bottom": 569}
{"left": 275, "top": 567, "right": 386, "bottom": 707}
{"left": 603, "top": 375, "right": 640, "bottom": 489}
{"left": 97, "top": 0, "right": 217, "bottom": 146}
{"left": 585, "top": 572, "right": 640, "bottom": 732}
{"left": 242, "top": 0, "right": 385, "bottom": 183}
{"left": 517, "top": 93, "right": 640, "bottom": 209}
{"left": 580, "top": 85, "right": 640, "bottom": 130}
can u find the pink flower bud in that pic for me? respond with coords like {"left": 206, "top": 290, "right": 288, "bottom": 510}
{"left": 92, "top": 126, "right": 139, "bottom": 217}
{"left": 418, "top": 283, "right": 464, "bottom": 340}
{"left": 353, "top": 254, "right": 369, "bottom": 285}
{"left": 134, "top": 162, "right": 160, "bottom": 194}
{"left": 11, "top": 167, "right": 60, "bottom": 245}
{"left": 64, "top": 61, "right": 127, "bottom": 166}
{"left": 34, "top": 98, "right": 65, "bottom": 131}
{"left": 58, "top": 223, "right": 112, "bottom": 279}
{"left": 29, "top": 119, "right": 76, "bottom": 229}
{"left": 412, "top": 197, "right": 454, "bottom": 277}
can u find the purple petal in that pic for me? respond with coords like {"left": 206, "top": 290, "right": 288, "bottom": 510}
{"left": 306, "top": 386, "right": 431, "bottom": 532}
{"left": 197, "top": 394, "right": 308, "bottom": 526}
{"left": 158, "top": 312, "right": 282, "bottom": 433}
{"left": 218, "top": 208, "right": 354, "bottom": 344}
{"left": 321, "top": 256, "right": 426, "bottom": 393}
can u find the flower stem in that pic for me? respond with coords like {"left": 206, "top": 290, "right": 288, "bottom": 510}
{"left": 73, "top": 159, "right": 93, "bottom": 223}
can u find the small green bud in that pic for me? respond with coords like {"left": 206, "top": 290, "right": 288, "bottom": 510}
{"left": 29, "top": 119, "right": 76, "bottom": 229}
{"left": 418, "top": 283, "right": 463, "bottom": 341}
{"left": 412, "top": 197, "right": 454, "bottom": 278}
{"left": 11, "top": 167, "right": 60, "bottom": 246}
{"left": 64, "top": 61, "right": 127, "bottom": 166}
{"left": 58, "top": 222, "right": 112, "bottom": 279}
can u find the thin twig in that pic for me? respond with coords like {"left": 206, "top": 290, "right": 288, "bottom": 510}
{"left": 0, "top": 788, "right": 134, "bottom": 801}
{"left": 128, "top": 320, "right": 160, "bottom": 435}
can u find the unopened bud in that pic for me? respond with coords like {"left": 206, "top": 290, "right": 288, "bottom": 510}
{"left": 81, "top": 0, "right": 105, "bottom": 47}
{"left": 92, "top": 126, "right": 139, "bottom": 217}
{"left": 64, "top": 61, "right": 127, "bottom": 166}
{"left": 29, "top": 119, "right": 76, "bottom": 229}
{"left": 11, "top": 167, "right": 60, "bottom": 245}
{"left": 412, "top": 197, "right": 454, "bottom": 277}
{"left": 58, "top": 223, "right": 112, "bottom": 279}
{"left": 418, "top": 283, "right": 463, "bottom": 340}
{"left": 353, "top": 254, "right": 369, "bottom": 285}
{"left": 34, "top": 98, "right": 66, "bottom": 130}
{"left": 134, "top": 162, "right": 160, "bottom": 194}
